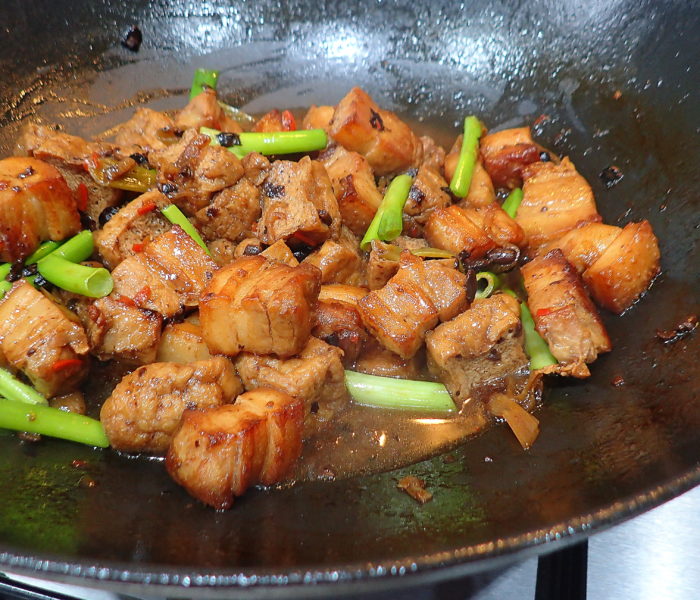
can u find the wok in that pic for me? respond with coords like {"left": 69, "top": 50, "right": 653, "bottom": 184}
{"left": 0, "top": 0, "right": 698, "bottom": 596}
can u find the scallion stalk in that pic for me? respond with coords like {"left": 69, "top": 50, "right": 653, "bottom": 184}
{"left": 0, "top": 398, "right": 109, "bottom": 447}
{"left": 475, "top": 271, "right": 501, "bottom": 299}
{"left": 37, "top": 256, "right": 113, "bottom": 298}
{"left": 503, "top": 289, "right": 558, "bottom": 369}
{"left": 50, "top": 230, "right": 94, "bottom": 263}
{"left": 161, "top": 205, "right": 210, "bottom": 255}
{"left": 190, "top": 68, "right": 220, "bottom": 101}
{"left": 502, "top": 188, "right": 523, "bottom": 219}
{"left": 24, "top": 241, "right": 61, "bottom": 265}
{"left": 345, "top": 370, "right": 456, "bottom": 412}
{"left": 200, "top": 126, "right": 328, "bottom": 158}
{"left": 449, "top": 116, "right": 483, "bottom": 198}
{"left": 0, "top": 367, "right": 47, "bottom": 406}
{"left": 360, "top": 174, "right": 414, "bottom": 251}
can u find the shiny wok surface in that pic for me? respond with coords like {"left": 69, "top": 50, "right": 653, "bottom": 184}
{"left": 0, "top": 0, "right": 698, "bottom": 596}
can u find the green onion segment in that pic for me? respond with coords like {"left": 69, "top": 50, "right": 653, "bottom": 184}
{"left": 190, "top": 68, "right": 220, "bottom": 100}
{"left": 200, "top": 126, "right": 328, "bottom": 158}
{"left": 161, "top": 205, "right": 211, "bottom": 255}
{"left": 475, "top": 271, "right": 501, "bottom": 300}
{"left": 502, "top": 188, "right": 523, "bottom": 219}
{"left": 502, "top": 289, "right": 558, "bottom": 369}
{"left": 449, "top": 116, "right": 483, "bottom": 198}
{"left": 360, "top": 174, "right": 414, "bottom": 251}
{"left": 37, "top": 256, "right": 113, "bottom": 298}
{"left": 0, "top": 367, "right": 47, "bottom": 406}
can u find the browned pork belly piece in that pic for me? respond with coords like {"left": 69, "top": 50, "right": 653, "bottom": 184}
{"left": 193, "top": 178, "right": 261, "bottom": 243}
{"left": 419, "top": 135, "right": 446, "bottom": 174}
{"left": 156, "top": 321, "right": 212, "bottom": 363}
{"left": 424, "top": 204, "right": 497, "bottom": 259}
{"left": 517, "top": 158, "right": 600, "bottom": 251}
{"left": 174, "top": 88, "right": 243, "bottom": 133}
{"left": 208, "top": 238, "right": 238, "bottom": 267}
{"left": 426, "top": 294, "right": 526, "bottom": 405}
{"left": 318, "top": 144, "right": 382, "bottom": 237}
{"left": 302, "top": 105, "right": 335, "bottom": 131}
{"left": 313, "top": 284, "right": 369, "bottom": 366}
{"left": 0, "top": 157, "right": 80, "bottom": 262}
{"left": 252, "top": 108, "right": 296, "bottom": 133}
{"left": 150, "top": 129, "right": 245, "bottom": 215}
{"left": 16, "top": 123, "right": 123, "bottom": 223}
{"left": 257, "top": 156, "right": 341, "bottom": 248}
{"left": 235, "top": 337, "right": 349, "bottom": 435}
{"left": 166, "top": 388, "right": 304, "bottom": 510}
{"left": 303, "top": 227, "right": 364, "bottom": 285}
{"left": 329, "top": 87, "right": 423, "bottom": 176}
{"left": 537, "top": 222, "right": 622, "bottom": 273}
{"left": 403, "top": 165, "right": 451, "bottom": 228}
{"left": 522, "top": 249, "right": 611, "bottom": 377}
{"left": 583, "top": 221, "right": 660, "bottom": 314}
{"left": 101, "top": 357, "right": 242, "bottom": 454}
{"left": 465, "top": 202, "right": 525, "bottom": 249}
{"left": 87, "top": 296, "right": 163, "bottom": 364}
{"left": 200, "top": 255, "right": 321, "bottom": 357}
{"left": 445, "top": 136, "right": 498, "bottom": 207}
{"left": 354, "top": 337, "right": 424, "bottom": 379}
{"left": 480, "top": 126, "right": 544, "bottom": 189}
{"left": 240, "top": 152, "right": 271, "bottom": 186}
{"left": 0, "top": 282, "right": 89, "bottom": 397}
{"left": 358, "top": 252, "right": 468, "bottom": 359}
{"left": 94, "top": 190, "right": 171, "bottom": 269}
{"left": 260, "top": 240, "right": 299, "bottom": 266}
{"left": 110, "top": 226, "right": 217, "bottom": 318}
{"left": 110, "top": 108, "right": 178, "bottom": 155}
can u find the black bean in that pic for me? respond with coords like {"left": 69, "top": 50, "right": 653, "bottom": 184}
{"left": 485, "top": 246, "right": 519, "bottom": 265}
{"left": 21, "top": 263, "right": 38, "bottom": 278}
{"left": 369, "top": 109, "right": 385, "bottom": 131}
{"left": 262, "top": 182, "right": 285, "bottom": 198}
{"left": 129, "top": 153, "right": 149, "bottom": 167}
{"left": 318, "top": 209, "right": 332, "bottom": 225}
{"left": 157, "top": 182, "right": 179, "bottom": 197}
{"left": 121, "top": 25, "right": 143, "bottom": 52}
{"left": 217, "top": 132, "right": 241, "bottom": 147}
{"left": 98, "top": 205, "right": 121, "bottom": 227}
{"left": 242, "top": 244, "right": 262, "bottom": 256}
{"left": 539, "top": 151, "right": 551, "bottom": 162}
{"left": 7, "top": 262, "right": 23, "bottom": 282}
{"left": 465, "top": 268, "right": 477, "bottom": 303}
{"left": 80, "top": 212, "right": 97, "bottom": 231}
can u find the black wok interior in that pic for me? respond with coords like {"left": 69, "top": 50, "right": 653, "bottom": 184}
{"left": 0, "top": 0, "right": 698, "bottom": 596}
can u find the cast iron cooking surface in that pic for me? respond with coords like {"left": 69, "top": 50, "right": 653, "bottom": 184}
{"left": 0, "top": 0, "right": 698, "bottom": 596}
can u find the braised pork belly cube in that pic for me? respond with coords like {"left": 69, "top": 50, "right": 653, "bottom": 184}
{"left": 538, "top": 222, "right": 622, "bottom": 273}
{"left": 166, "top": 388, "right": 303, "bottom": 510}
{"left": 175, "top": 88, "right": 243, "bottom": 133}
{"left": 517, "top": 158, "right": 600, "bottom": 251}
{"left": 303, "top": 227, "right": 363, "bottom": 285}
{"left": 480, "top": 126, "right": 544, "bottom": 189}
{"left": 156, "top": 321, "right": 212, "bottom": 363}
{"left": 16, "top": 124, "right": 123, "bottom": 223}
{"left": 258, "top": 156, "right": 341, "bottom": 248}
{"left": 522, "top": 249, "right": 611, "bottom": 377}
{"left": 193, "top": 178, "right": 261, "bottom": 243}
{"left": 261, "top": 240, "right": 299, "bottom": 267}
{"left": 466, "top": 202, "right": 525, "bottom": 249}
{"left": 367, "top": 241, "right": 402, "bottom": 290}
{"left": 0, "top": 282, "right": 89, "bottom": 397}
{"left": 235, "top": 337, "right": 349, "bottom": 435}
{"left": 445, "top": 134, "right": 497, "bottom": 208}
{"left": 426, "top": 294, "right": 527, "bottom": 405}
{"left": 200, "top": 255, "right": 321, "bottom": 358}
{"left": 358, "top": 252, "right": 468, "bottom": 359}
{"left": 150, "top": 130, "right": 245, "bottom": 215}
{"left": 319, "top": 144, "right": 382, "bottom": 237}
{"left": 583, "top": 221, "right": 660, "bottom": 314}
{"left": 111, "top": 255, "right": 182, "bottom": 317}
{"left": 252, "top": 108, "right": 296, "bottom": 132}
{"left": 354, "top": 337, "right": 424, "bottom": 379}
{"left": 329, "top": 87, "right": 423, "bottom": 176}
{"left": 424, "top": 204, "right": 497, "bottom": 259}
{"left": 419, "top": 135, "right": 446, "bottom": 174}
{"left": 313, "top": 285, "right": 369, "bottom": 366}
{"left": 240, "top": 152, "right": 271, "bottom": 187}
{"left": 87, "top": 296, "right": 163, "bottom": 364}
{"left": 111, "top": 108, "right": 177, "bottom": 155}
{"left": 0, "top": 157, "right": 80, "bottom": 262}
{"left": 94, "top": 190, "right": 171, "bottom": 269}
{"left": 208, "top": 238, "right": 238, "bottom": 267}
{"left": 101, "top": 357, "right": 242, "bottom": 454}
{"left": 403, "top": 165, "right": 451, "bottom": 227}
{"left": 302, "top": 105, "right": 334, "bottom": 131}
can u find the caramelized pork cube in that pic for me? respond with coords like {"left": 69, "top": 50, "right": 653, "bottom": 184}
{"left": 258, "top": 156, "right": 341, "bottom": 247}
{"left": 354, "top": 337, "right": 424, "bottom": 379}
{"left": 329, "top": 87, "right": 423, "bottom": 176}
{"left": 522, "top": 249, "right": 611, "bottom": 377}
{"left": 240, "top": 152, "right": 271, "bottom": 186}
{"left": 303, "top": 227, "right": 363, "bottom": 285}
{"left": 517, "top": 158, "right": 600, "bottom": 251}
{"left": 165, "top": 388, "right": 303, "bottom": 509}
{"left": 403, "top": 165, "right": 451, "bottom": 227}
{"left": 111, "top": 108, "right": 177, "bottom": 154}
{"left": 302, "top": 105, "right": 334, "bottom": 131}
{"left": 110, "top": 255, "right": 182, "bottom": 317}
{"left": 235, "top": 337, "right": 349, "bottom": 435}
{"left": 150, "top": 129, "right": 244, "bottom": 215}
{"left": 538, "top": 222, "right": 622, "bottom": 273}
{"left": 480, "top": 126, "right": 544, "bottom": 189}
{"left": 193, "top": 178, "right": 261, "bottom": 243}
{"left": 583, "top": 221, "right": 660, "bottom": 314}
{"left": 0, "top": 282, "right": 89, "bottom": 397}
{"left": 252, "top": 108, "right": 296, "bottom": 133}
{"left": 101, "top": 357, "right": 242, "bottom": 454}
{"left": 313, "top": 293, "right": 368, "bottom": 366}
{"left": 200, "top": 255, "right": 321, "bottom": 357}
{"left": 421, "top": 260, "right": 470, "bottom": 322}
{"left": 261, "top": 240, "right": 299, "bottom": 267}
{"left": 0, "top": 157, "right": 80, "bottom": 262}
{"left": 465, "top": 202, "right": 525, "bottom": 249}
{"left": 424, "top": 205, "right": 496, "bottom": 259}
{"left": 319, "top": 144, "right": 382, "bottom": 237}
{"left": 366, "top": 240, "right": 401, "bottom": 290}
{"left": 156, "top": 321, "right": 212, "bottom": 363}
{"left": 88, "top": 296, "right": 163, "bottom": 364}
{"left": 419, "top": 135, "right": 446, "bottom": 173}
{"left": 94, "top": 190, "right": 170, "bottom": 269}
{"left": 426, "top": 294, "right": 526, "bottom": 405}
{"left": 175, "top": 88, "right": 243, "bottom": 133}
{"left": 318, "top": 283, "right": 369, "bottom": 306}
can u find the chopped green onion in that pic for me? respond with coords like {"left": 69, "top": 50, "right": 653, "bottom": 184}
{"left": 37, "top": 256, "right": 113, "bottom": 298}
{"left": 0, "top": 280, "right": 11, "bottom": 297}
{"left": 108, "top": 166, "right": 157, "bottom": 193}
{"left": 0, "top": 367, "right": 47, "bottom": 406}
{"left": 25, "top": 241, "right": 61, "bottom": 265}
{"left": 0, "top": 398, "right": 109, "bottom": 447}
{"left": 449, "top": 116, "right": 483, "bottom": 198}
{"left": 190, "top": 68, "right": 219, "bottom": 101}
{"left": 50, "top": 230, "right": 94, "bottom": 263}
{"left": 502, "top": 188, "right": 523, "bottom": 219}
{"left": 200, "top": 126, "right": 328, "bottom": 158}
{"left": 475, "top": 271, "right": 501, "bottom": 299}
{"left": 345, "top": 370, "right": 456, "bottom": 413}
{"left": 360, "top": 174, "right": 414, "bottom": 251}
{"left": 411, "top": 247, "right": 455, "bottom": 259}
{"left": 161, "top": 205, "right": 211, "bottom": 255}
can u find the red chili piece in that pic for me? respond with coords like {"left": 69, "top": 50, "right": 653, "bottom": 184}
{"left": 51, "top": 358, "right": 83, "bottom": 373}
{"left": 137, "top": 201, "right": 157, "bottom": 216}
{"left": 76, "top": 183, "right": 89, "bottom": 212}
{"left": 281, "top": 110, "right": 297, "bottom": 131}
